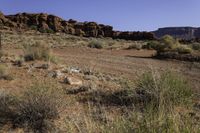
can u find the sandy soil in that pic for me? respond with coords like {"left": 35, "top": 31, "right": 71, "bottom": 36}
{"left": 54, "top": 46, "right": 200, "bottom": 92}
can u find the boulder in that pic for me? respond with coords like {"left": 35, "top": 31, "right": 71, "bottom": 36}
{"left": 33, "top": 63, "right": 50, "bottom": 69}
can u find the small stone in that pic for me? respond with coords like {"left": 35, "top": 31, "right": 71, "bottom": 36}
{"left": 66, "top": 86, "right": 89, "bottom": 94}
{"left": 68, "top": 67, "right": 81, "bottom": 73}
{"left": 83, "top": 75, "right": 98, "bottom": 81}
{"left": 33, "top": 63, "right": 49, "bottom": 69}
{"left": 64, "top": 76, "right": 83, "bottom": 85}
{"left": 48, "top": 70, "right": 64, "bottom": 78}
{"left": 13, "top": 60, "right": 24, "bottom": 67}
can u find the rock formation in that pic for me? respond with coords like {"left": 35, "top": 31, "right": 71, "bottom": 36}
{"left": 0, "top": 12, "right": 155, "bottom": 40}
{"left": 153, "top": 27, "right": 200, "bottom": 40}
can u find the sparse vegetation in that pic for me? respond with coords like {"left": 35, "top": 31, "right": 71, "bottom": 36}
{"left": 15, "top": 83, "right": 61, "bottom": 132}
{"left": 65, "top": 71, "right": 199, "bottom": 133}
{"left": 136, "top": 71, "right": 193, "bottom": 109}
{"left": 153, "top": 35, "right": 180, "bottom": 53}
{"left": 0, "top": 64, "right": 12, "bottom": 80}
{"left": 176, "top": 45, "right": 193, "bottom": 54}
{"left": 39, "top": 28, "right": 54, "bottom": 33}
{"left": 30, "top": 25, "right": 38, "bottom": 31}
{"left": 0, "top": 90, "right": 17, "bottom": 126}
{"left": 127, "top": 43, "right": 142, "bottom": 50}
{"left": 0, "top": 31, "right": 199, "bottom": 132}
{"left": 144, "top": 35, "right": 193, "bottom": 54}
{"left": 0, "top": 50, "right": 3, "bottom": 59}
{"left": 143, "top": 40, "right": 160, "bottom": 50}
{"left": 81, "top": 71, "right": 192, "bottom": 108}
{"left": 0, "top": 82, "right": 63, "bottom": 133}
{"left": 23, "top": 41, "right": 56, "bottom": 62}
{"left": 191, "top": 43, "right": 200, "bottom": 51}
{"left": 88, "top": 40, "right": 103, "bottom": 49}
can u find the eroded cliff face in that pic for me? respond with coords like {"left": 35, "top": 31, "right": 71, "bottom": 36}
{"left": 153, "top": 27, "right": 200, "bottom": 40}
{"left": 0, "top": 12, "right": 155, "bottom": 40}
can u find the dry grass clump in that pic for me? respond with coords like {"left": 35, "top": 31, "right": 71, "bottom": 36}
{"left": 88, "top": 40, "right": 103, "bottom": 49}
{"left": 23, "top": 41, "right": 57, "bottom": 63}
{"left": 0, "top": 82, "right": 64, "bottom": 133}
{"left": 0, "top": 64, "right": 13, "bottom": 80}
{"left": 0, "top": 90, "right": 17, "bottom": 126}
{"left": 127, "top": 43, "right": 142, "bottom": 50}
{"left": 72, "top": 71, "right": 198, "bottom": 132}
{"left": 135, "top": 71, "right": 193, "bottom": 109}
{"left": 124, "top": 71, "right": 196, "bottom": 132}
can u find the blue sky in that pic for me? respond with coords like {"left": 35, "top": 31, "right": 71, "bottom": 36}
{"left": 0, "top": 0, "right": 199, "bottom": 31}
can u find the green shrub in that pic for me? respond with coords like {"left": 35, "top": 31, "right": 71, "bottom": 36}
{"left": 30, "top": 25, "right": 38, "bottom": 31}
{"left": 39, "top": 28, "right": 54, "bottom": 33}
{"left": 142, "top": 41, "right": 160, "bottom": 50}
{"left": 23, "top": 41, "right": 52, "bottom": 61}
{"left": 155, "top": 35, "right": 180, "bottom": 53}
{"left": 88, "top": 40, "right": 103, "bottom": 49}
{"left": 160, "top": 35, "right": 180, "bottom": 49}
{"left": 191, "top": 43, "right": 200, "bottom": 51}
{"left": 176, "top": 45, "right": 192, "bottom": 54}
{"left": 145, "top": 35, "right": 194, "bottom": 55}
{"left": 127, "top": 43, "right": 142, "bottom": 50}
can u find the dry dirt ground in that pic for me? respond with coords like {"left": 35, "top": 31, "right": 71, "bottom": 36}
{"left": 0, "top": 31, "right": 199, "bottom": 96}
{"left": 54, "top": 47, "right": 200, "bottom": 92}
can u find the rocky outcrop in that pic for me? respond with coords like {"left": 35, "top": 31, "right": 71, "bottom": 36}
{"left": 113, "top": 31, "right": 155, "bottom": 40}
{"left": 0, "top": 11, "right": 16, "bottom": 28}
{"left": 153, "top": 27, "right": 200, "bottom": 40}
{"left": 0, "top": 12, "right": 155, "bottom": 40}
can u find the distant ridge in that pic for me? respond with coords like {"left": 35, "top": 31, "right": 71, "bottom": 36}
{"left": 153, "top": 27, "right": 200, "bottom": 40}
{"left": 0, "top": 11, "right": 155, "bottom": 41}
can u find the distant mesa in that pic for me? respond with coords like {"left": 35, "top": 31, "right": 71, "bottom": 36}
{"left": 0, "top": 11, "right": 155, "bottom": 40}
{"left": 153, "top": 27, "right": 200, "bottom": 40}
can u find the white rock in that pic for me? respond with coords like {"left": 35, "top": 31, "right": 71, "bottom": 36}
{"left": 69, "top": 67, "right": 81, "bottom": 73}
{"left": 48, "top": 70, "right": 64, "bottom": 78}
{"left": 64, "top": 76, "right": 83, "bottom": 85}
